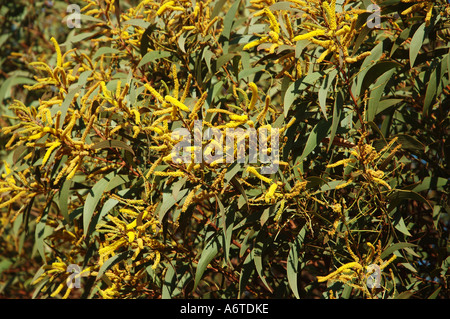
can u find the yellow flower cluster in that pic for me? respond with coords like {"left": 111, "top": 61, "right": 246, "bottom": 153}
{"left": 401, "top": 0, "right": 434, "bottom": 26}
{"left": 292, "top": 0, "right": 371, "bottom": 64}
{"left": 317, "top": 237, "right": 398, "bottom": 298}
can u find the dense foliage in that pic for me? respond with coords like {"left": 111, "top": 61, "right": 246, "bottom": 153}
{"left": 0, "top": 0, "right": 448, "bottom": 299}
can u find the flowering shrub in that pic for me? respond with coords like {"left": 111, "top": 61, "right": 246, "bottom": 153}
{"left": 0, "top": 0, "right": 448, "bottom": 299}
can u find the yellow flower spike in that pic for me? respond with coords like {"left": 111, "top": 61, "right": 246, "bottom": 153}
{"left": 42, "top": 141, "right": 61, "bottom": 167}
{"left": 317, "top": 261, "right": 363, "bottom": 283}
{"left": 181, "top": 73, "right": 192, "bottom": 103}
{"left": 26, "top": 131, "right": 46, "bottom": 141}
{"left": 62, "top": 288, "right": 72, "bottom": 299}
{"left": 156, "top": 0, "right": 175, "bottom": 15}
{"left": 246, "top": 166, "right": 272, "bottom": 184}
{"left": 256, "top": 94, "right": 270, "bottom": 124}
{"left": 345, "top": 52, "right": 371, "bottom": 64}
{"left": 0, "top": 191, "right": 27, "bottom": 209}
{"left": 66, "top": 156, "right": 82, "bottom": 180}
{"left": 165, "top": 95, "right": 190, "bottom": 113}
{"left": 243, "top": 37, "right": 269, "bottom": 51}
{"left": 248, "top": 82, "right": 258, "bottom": 110}
{"left": 132, "top": 126, "right": 140, "bottom": 138}
{"left": 380, "top": 255, "right": 397, "bottom": 270}
{"left": 283, "top": 12, "right": 294, "bottom": 39}
{"left": 322, "top": 1, "right": 337, "bottom": 30}
{"left": 50, "top": 37, "right": 62, "bottom": 68}
{"left": 372, "top": 177, "right": 391, "bottom": 190}
{"left": 335, "top": 179, "right": 353, "bottom": 189}
{"left": 229, "top": 114, "right": 248, "bottom": 122}
{"left": 131, "top": 109, "right": 141, "bottom": 124}
{"left": 153, "top": 170, "right": 185, "bottom": 177}
{"left": 317, "top": 48, "right": 332, "bottom": 63}
{"left": 172, "top": 64, "right": 179, "bottom": 99}
{"left": 265, "top": 183, "right": 278, "bottom": 203}
{"left": 268, "top": 31, "right": 279, "bottom": 42}
{"left": 50, "top": 283, "right": 65, "bottom": 297}
{"left": 366, "top": 242, "right": 376, "bottom": 263}
{"left": 335, "top": 25, "right": 350, "bottom": 37}
{"left": 279, "top": 116, "right": 296, "bottom": 134}
{"left": 203, "top": 16, "right": 220, "bottom": 36}
{"left": 293, "top": 29, "right": 326, "bottom": 42}
{"left": 264, "top": 7, "right": 280, "bottom": 35}
{"left": 425, "top": 3, "right": 433, "bottom": 26}
{"left": 127, "top": 231, "right": 136, "bottom": 243}
{"left": 151, "top": 251, "right": 161, "bottom": 270}
{"left": 166, "top": 5, "right": 185, "bottom": 12}
{"left": 81, "top": 115, "right": 96, "bottom": 142}
{"left": 326, "top": 158, "right": 355, "bottom": 168}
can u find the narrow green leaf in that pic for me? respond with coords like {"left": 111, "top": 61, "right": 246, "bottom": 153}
{"left": 91, "top": 140, "right": 135, "bottom": 156}
{"left": 158, "top": 188, "right": 189, "bottom": 222}
{"left": 284, "top": 72, "right": 322, "bottom": 116}
{"left": 138, "top": 50, "right": 171, "bottom": 68}
{"left": 410, "top": 22, "right": 426, "bottom": 68}
{"left": 367, "top": 69, "right": 395, "bottom": 121}
{"left": 194, "top": 234, "right": 221, "bottom": 290}
{"left": 252, "top": 231, "right": 273, "bottom": 293}
{"left": 83, "top": 172, "right": 129, "bottom": 234}
{"left": 287, "top": 225, "right": 307, "bottom": 299}
{"left": 58, "top": 179, "right": 72, "bottom": 224}
{"left": 298, "top": 118, "right": 332, "bottom": 162}
{"left": 328, "top": 89, "right": 343, "bottom": 151}
{"left": 93, "top": 47, "right": 122, "bottom": 60}
{"left": 221, "top": 0, "right": 241, "bottom": 40}
{"left": 96, "top": 251, "right": 129, "bottom": 281}
{"left": 380, "top": 242, "right": 418, "bottom": 259}
{"left": 318, "top": 69, "right": 337, "bottom": 120}
{"left": 55, "top": 86, "right": 81, "bottom": 125}
{"left": 238, "top": 253, "right": 254, "bottom": 298}
{"left": 122, "top": 19, "right": 150, "bottom": 29}
{"left": 394, "top": 217, "right": 412, "bottom": 237}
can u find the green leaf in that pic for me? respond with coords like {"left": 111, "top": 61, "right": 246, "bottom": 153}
{"left": 194, "top": 234, "right": 221, "bottom": 291}
{"left": 158, "top": 187, "right": 189, "bottom": 222}
{"left": 58, "top": 179, "right": 72, "bottom": 224}
{"left": 92, "top": 47, "right": 123, "bottom": 60}
{"left": 394, "top": 217, "right": 412, "bottom": 237}
{"left": 360, "top": 61, "right": 400, "bottom": 99}
{"left": 423, "top": 64, "right": 439, "bottom": 117}
{"left": 412, "top": 176, "right": 448, "bottom": 193}
{"left": 96, "top": 251, "right": 129, "bottom": 281}
{"left": 380, "top": 242, "right": 418, "bottom": 259}
{"left": 91, "top": 140, "right": 135, "bottom": 156}
{"left": 161, "top": 263, "right": 177, "bottom": 299}
{"left": 427, "top": 287, "right": 441, "bottom": 299}
{"left": 138, "top": 50, "right": 171, "bottom": 68}
{"left": 367, "top": 69, "right": 396, "bottom": 121}
{"left": 318, "top": 69, "right": 337, "bottom": 120}
{"left": 284, "top": 72, "right": 322, "bottom": 116}
{"left": 252, "top": 231, "right": 273, "bottom": 293}
{"left": 328, "top": 89, "right": 343, "bottom": 151}
{"left": 0, "top": 76, "right": 35, "bottom": 108}
{"left": 122, "top": 19, "right": 150, "bottom": 29}
{"left": 238, "top": 65, "right": 264, "bottom": 80}
{"left": 83, "top": 172, "right": 129, "bottom": 234}
{"left": 221, "top": 0, "right": 241, "bottom": 40}
{"left": 238, "top": 253, "right": 255, "bottom": 298}
{"left": 287, "top": 225, "right": 307, "bottom": 299}
{"left": 298, "top": 118, "right": 332, "bottom": 162}
{"left": 409, "top": 22, "right": 426, "bottom": 68}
